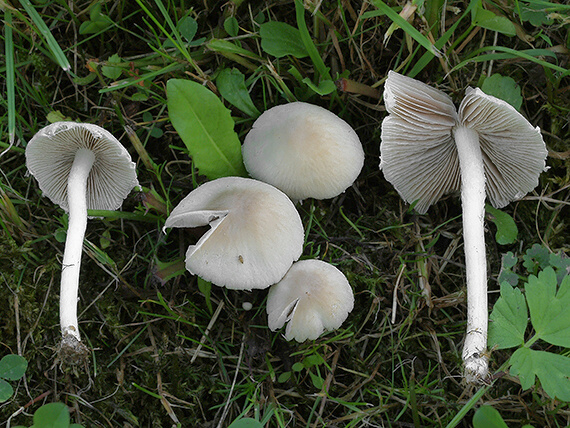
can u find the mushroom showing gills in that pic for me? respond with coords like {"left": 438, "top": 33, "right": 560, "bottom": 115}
{"left": 26, "top": 122, "right": 139, "bottom": 359}
{"left": 266, "top": 259, "right": 354, "bottom": 342}
{"left": 163, "top": 177, "right": 304, "bottom": 290}
{"left": 242, "top": 102, "right": 365, "bottom": 200}
{"left": 380, "top": 71, "right": 547, "bottom": 382}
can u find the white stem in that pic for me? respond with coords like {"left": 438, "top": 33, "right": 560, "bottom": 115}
{"left": 60, "top": 148, "right": 95, "bottom": 341}
{"left": 453, "top": 125, "right": 489, "bottom": 382}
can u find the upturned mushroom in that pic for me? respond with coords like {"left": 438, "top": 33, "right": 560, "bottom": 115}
{"left": 242, "top": 102, "right": 365, "bottom": 200}
{"left": 380, "top": 71, "right": 547, "bottom": 382}
{"left": 163, "top": 177, "right": 304, "bottom": 290}
{"left": 26, "top": 121, "right": 139, "bottom": 359}
{"left": 266, "top": 259, "right": 354, "bottom": 342}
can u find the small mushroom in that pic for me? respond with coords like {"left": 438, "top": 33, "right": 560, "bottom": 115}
{"left": 163, "top": 177, "right": 304, "bottom": 290}
{"left": 242, "top": 102, "right": 365, "bottom": 200}
{"left": 266, "top": 259, "right": 354, "bottom": 342}
{"left": 380, "top": 71, "right": 547, "bottom": 382}
{"left": 25, "top": 121, "right": 139, "bottom": 359}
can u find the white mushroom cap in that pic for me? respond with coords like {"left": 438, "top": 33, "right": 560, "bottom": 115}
{"left": 458, "top": 87, "right": 547, "bottom": 208}
{"left": 26, "top": 121, "right": 139, "bottom": 212}
{"left": 380, "top": 71, "right": 547, "bottom": 214}
{"left": 163, "top": 177, "right": 304, "bottom": 290}
{"left": 242, "top": 102, "right": 365, "bottom": 200}
{"left": 380, "top": 71, "right": 460, "bottom": 214}
{"left": 266, "top": 259, "right": 354, "bottom": 342}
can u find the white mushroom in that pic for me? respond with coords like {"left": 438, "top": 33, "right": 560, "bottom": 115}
{"left": 25, "top": 121, "right": 139, "bottom": 358}
{"left": 163, "top": 177, "right": 304, "bottom": 290}
{"left": 242, "top": 102, "right": 365, "bottom": 200}
{"left": 266, "top": 259, "right": 354, "bottom": 342}
{"left": 380, "top": 71, "right": 547, "bottom": 382}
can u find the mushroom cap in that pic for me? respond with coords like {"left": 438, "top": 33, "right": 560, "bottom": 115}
{"left": 26, "top": 121, "right": 139, "bottom": 212}
{"left": 380, "top": 71, "right": 547, "bottom": 213}
{"left": 458, "top": 87, "right": 547, "bottom": 209}
{"left": 266, "top": 259, "right": 354, "bottom": 342}
{"left": 380, "top": 71, "right": 460, "bottom": 214}
{"left": 242, "top": 102, "right": 364, "bottom": 200}
{"left": 163, "top": 177, "right": 304, "bottom": 290}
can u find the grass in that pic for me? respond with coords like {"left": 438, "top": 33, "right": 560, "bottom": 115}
{"left": 0, "top": 0, "right": 569, "bottom": 426}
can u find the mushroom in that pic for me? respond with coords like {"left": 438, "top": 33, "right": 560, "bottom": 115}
{"left": 26, "top": 121, "right": 139, "bottom": 358}
{"left": 163, "top": 177, "right": 304, "bottom": 290}
{"left": 266, "top": 259, "right": 354, "bottom": 342}
{"left": 242, "top": 102, "right": 365, "bottom": 200}
{"left": 380, "top": 71, "right": 547, "bottom": 382}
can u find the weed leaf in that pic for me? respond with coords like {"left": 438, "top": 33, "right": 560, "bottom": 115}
{"left": 0, "top": 379, "right": 14, "bottom": 403}
{"left": 216, "top": 68, "right": 260, "bottom": 117}
{"left": 510, "top": 347, "right": 570, "bottom": 401}
{"left": 167, "top": 79, "right": 247, "bottom": 179}
{"left": 32, "top": 402, "right": 70, "bottom": 427}
{"left": 472, "top": 405, "right": 509, "bottom": 428}
{"left": 481, "top": 74, "right": 523, "bottom": 111}
{"left": 260, "top": 21, "right": 309, "bottom": 58}
{"left": 0, "top": 354, "right": 27, "bottom": 381}
{"left": 471, "top": 1, "right": 516, "bottom": 36}
{"left": 485, "top": 204, "right": 518, "bottom": 244}
{"left": 526, "top": 268, "right": 570, "bottom": 347}
{"left": 227, "top": 418, "right": 263, "bottom": 428}
{"left": 488, "top": 282, "right": 528, "bottom": 350}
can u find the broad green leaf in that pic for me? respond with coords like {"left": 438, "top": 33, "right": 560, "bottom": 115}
{"left": 488, "top": 282, "right": 528, "bottom": 350}
{"left": 224, "top": 16, "right": 239, "bottom": 37}
{"left": 79, "top": 3, "right": 112, "bottom": 35}
{"left": 227, "top": 418, "right": 263, "bottom": 428}
{"left": 0, "top": 354, "right": 28, "bottom": 381}
{"left": 519, "top": 3, "right": 554, "bottom": 26}
{"left": 309, "top": 372, "right": 324, "bottom": 389}
{"left": 301, "top": 78, "right": 336, "bottom": 95}
{"left": 497, "top": 252, "right": 519, "bottom": 286}
{"left": 167, "top": 79, "right": 247, "bottom": 179}
{"left": 471, "top": 1, "right": 516, "bottom": 36}
{"left": 179, "top": 16, "right": 198, "bottom": 42}
{"left": 485, "top": 205, "right": 518, "bottom": 245}
{"left": 101, "top": 54, "right": 122, "bottom": 80}
{"left": 216, "top": 68, "right": 260, "bottom": 117}
{"left": 277, "top": 371, "right": 291, "bottom": 383}
{"left": 481, "top": 74, "right": 523, "bottom": 111}
{"left": 526, "top": 268, "right": 570, "bottom": 347}
{"left": 472, "top": 406, "right": 509, "bottom": 428}
{"left": 523, "top": 244, "right": 551, "bottom": 274}
{"left": 33, "top": 402, "right": 70, "bottom": 428}
{"left": 510, "top": 347, "right": 570, "bottom": 401}
{"left": 0, "top": 379, "right": 14, "bottom": 402}
{"left": 259, "top": 21, "right": 309, "bottom": 58}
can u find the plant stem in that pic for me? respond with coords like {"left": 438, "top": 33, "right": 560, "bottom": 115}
{"left": 60, "top": 148, "right": 95, "bottom": 342}
{"left": 453, "top": 125, "right": 489, "bottom": 382}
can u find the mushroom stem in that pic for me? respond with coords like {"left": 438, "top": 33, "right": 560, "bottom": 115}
{"left": 453, "top": 125, "right": 489, "bottom": 381}
{"left": 60, "top": 148, "right": 95, "bottom": 342}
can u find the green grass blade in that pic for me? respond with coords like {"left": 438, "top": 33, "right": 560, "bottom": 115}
{"left": 370, "top": 0, "right": 440, "bottom": 58}
{"left": 18, "top": 0, "right": 71, "bottom": 71}
{"left": 294, "top": 0, "right": 332, "bottom": 81}
{"left": 452, "top": 46, "right": 569, "bottom": 75}
{"left": 4, "top": 10, "right": 15, "bottom": 146}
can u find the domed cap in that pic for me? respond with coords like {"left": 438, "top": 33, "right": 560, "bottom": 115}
{"left": 242, "top": 102, "right": 365, "bottom": 200}
{"left": 266, "top": 259, "right": 354, "bottom": 342}
{"left": 25, "top": 121, "right": 139, "bottom": 212}
{"left": 163, "top": 177, "right": 304, "bottom": 290}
